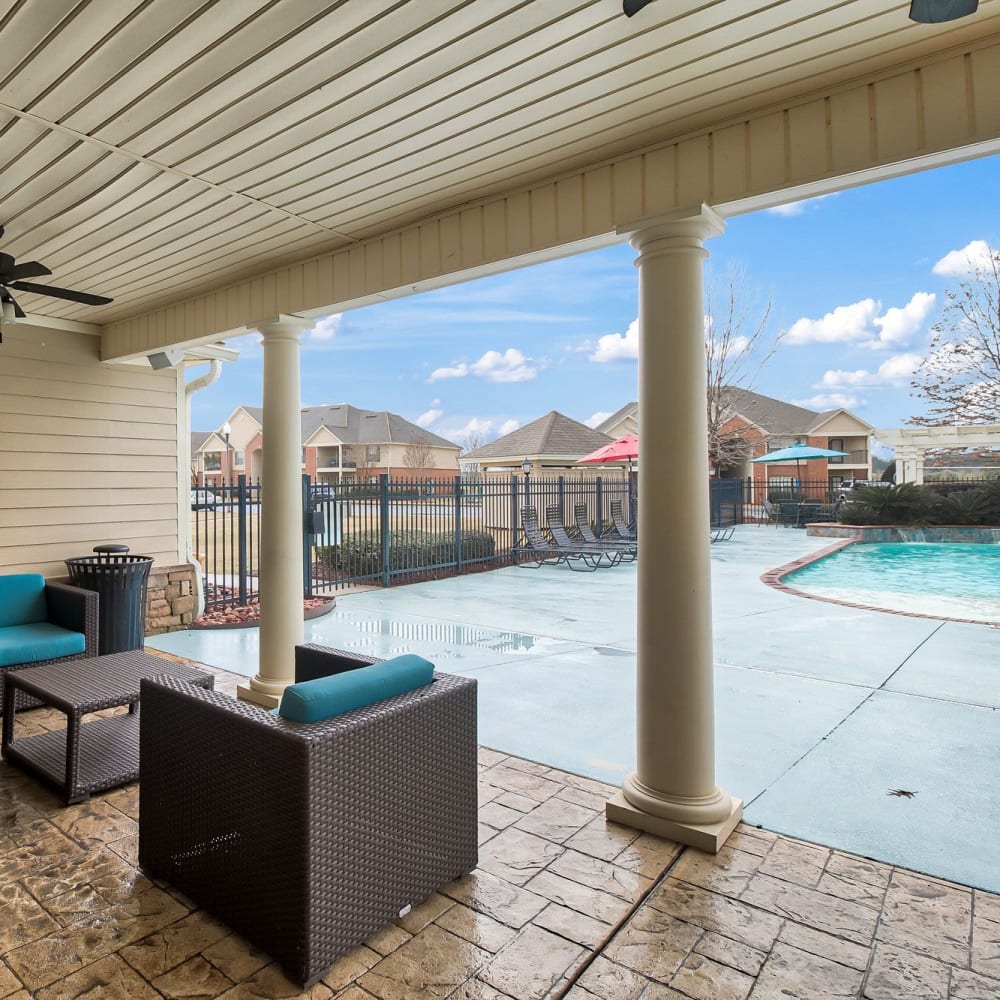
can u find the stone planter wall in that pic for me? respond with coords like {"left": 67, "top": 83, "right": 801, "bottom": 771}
{"left": 145, "top": 563, "right": 198, "bottom": 635}
{"left": 805, "top": 524, "right": 1000, "bottom": 543}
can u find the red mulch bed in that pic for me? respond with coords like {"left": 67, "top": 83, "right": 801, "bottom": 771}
{"left": 192, "top": 596, "right": 335, "bottom": 629}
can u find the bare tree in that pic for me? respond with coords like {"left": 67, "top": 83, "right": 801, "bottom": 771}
{"left": 459, "top": 429, "right": 485, "bottom": 456}
{"left": 910, "top": 248, "right": 1000, "bottom": 425}
{"left": 403, "top": 434, "right": 434, "bottom": 470}
{"left": 704, "top": 264, "right": 778, "bottom": 473}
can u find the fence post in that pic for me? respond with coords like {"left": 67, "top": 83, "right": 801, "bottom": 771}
{"left": 557, "top": 475, "right": 565, "bottom": 523}
{"left": 595, "top": 477, "right": 604, "bottom": 536}
{"left": 237, "top": 475, "right": 248, "bottom": 605}
{"left": 302, "top": 474, "right": 313, "bottom": 598}
{"left": 454, "top": 475, "right": 463, "bottom": 573}
{"left": 510, "top": 474, "right": 519, "bottom": 557}
{"left": 380, "top": 474, "right": 391, "bottom": 588}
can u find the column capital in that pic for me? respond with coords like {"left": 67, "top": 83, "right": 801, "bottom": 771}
{"left": 248, "top": 314, "right": 315, "bottom": 339}
{"left": 617, "top": 204, "right": 725, "bottom": 249}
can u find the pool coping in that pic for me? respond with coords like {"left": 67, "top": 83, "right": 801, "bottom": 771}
{"left": 761, "top": 525, "right": 1000, "bottom": 627}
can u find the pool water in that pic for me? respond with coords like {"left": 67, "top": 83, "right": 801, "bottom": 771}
{"left": 783, "top": 542, "right": 1000, "bottom": 624}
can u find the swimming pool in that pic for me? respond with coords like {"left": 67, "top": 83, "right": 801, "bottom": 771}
{"left": 781, "top": 541, "right": 1000, "bottom": 624}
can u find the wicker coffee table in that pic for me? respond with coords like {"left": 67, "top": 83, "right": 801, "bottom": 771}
{"left": 1, "top": 650, "right": 213, "bottom": 804}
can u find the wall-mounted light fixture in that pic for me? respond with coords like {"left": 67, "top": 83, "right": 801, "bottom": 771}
{"left": 148, "top": 349, "right": 184, "bottom": 370}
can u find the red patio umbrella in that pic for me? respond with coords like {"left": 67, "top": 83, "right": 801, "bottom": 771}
{"left": 576, "top": 434, "right": 639, "bottom": 465}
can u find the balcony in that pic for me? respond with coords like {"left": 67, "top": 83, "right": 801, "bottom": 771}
{"left": 827, "top": 449, "right": 868, "bottom": 465}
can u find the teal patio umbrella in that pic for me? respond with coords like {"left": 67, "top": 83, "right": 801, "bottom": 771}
{"left": 750, "top": 442, "right": 849, "bottom": 483}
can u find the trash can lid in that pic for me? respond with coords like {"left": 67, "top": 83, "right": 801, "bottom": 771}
{"left": 93, "top": 544, "right": 130, "bottom": 554}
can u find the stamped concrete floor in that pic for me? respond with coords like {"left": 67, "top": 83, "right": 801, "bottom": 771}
{"left": 1, "top": 658, "right": 998, "bottom": 1000}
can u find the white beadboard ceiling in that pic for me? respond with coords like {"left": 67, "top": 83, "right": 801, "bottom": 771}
{"left": 1, "top": 0, "right": 998, "bottom": 324}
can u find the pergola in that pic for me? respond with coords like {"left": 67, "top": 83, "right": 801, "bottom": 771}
{"left": 878, "top": 424, "right": 1000, "bottom": 481}
{"left": 4, "top": 0, "right": 1000, "bottom": 853}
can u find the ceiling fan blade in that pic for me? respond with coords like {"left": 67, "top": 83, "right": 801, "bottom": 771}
{"left": 623, "top": 0, "right": 655, "bottom": 15}
{"left": 0, "top": 252, "right": 14, "bottom": 277}
{"left": 909, "top": 0, "right": 978, "bottom": 22}
{"left": 9, "top": 261, "right": 51, "bottom": 281}
{"left": 8, "top": 280, "right": 113, "bottom": 306}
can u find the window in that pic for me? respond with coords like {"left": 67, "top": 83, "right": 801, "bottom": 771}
{"left": 366, "top": 446, "right": 381, "bottom": 463}
{"left": 203, "top": 452, "right": 221, "bottom": 471}
{"left": 234, "top": 450, "right": 245, "bottom": 467}
{"left": 829, "top": 438, "right": 844, "bottom": 464}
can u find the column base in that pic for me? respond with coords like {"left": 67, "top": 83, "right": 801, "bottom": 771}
{"left": 236, "top": 683, "right": 280, "bottom": 709}
{"left": 606, "top": 790, "right": 743, "bottom": 853}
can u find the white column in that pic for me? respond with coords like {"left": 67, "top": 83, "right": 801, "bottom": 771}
{"left": 606, "top": 206, "right": 743, "bottom": 852}
{"left": 237, "top": 315, "right": 313, "bottom": 708}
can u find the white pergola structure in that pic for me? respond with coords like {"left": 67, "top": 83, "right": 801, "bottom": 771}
{"left": 5, "top": 1, "right": 1000, "bottom": 852}
{"left": 877, "top": 425, "right": 1000, "bottom": 482}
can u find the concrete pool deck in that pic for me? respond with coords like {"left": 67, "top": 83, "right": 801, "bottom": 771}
{"left": 149, "top": 526, "right": 1000, "bottom": 894}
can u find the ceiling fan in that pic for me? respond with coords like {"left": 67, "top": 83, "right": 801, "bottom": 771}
{"left": 0, "top": 224, "right": 113, "bottom": 341}
{"left": 623, "top": 0, "right": 978, "bottom": 20}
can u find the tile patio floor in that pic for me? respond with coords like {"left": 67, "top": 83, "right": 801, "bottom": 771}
{"left": 1, "top": 658, "right": 998, "bottom": 1000}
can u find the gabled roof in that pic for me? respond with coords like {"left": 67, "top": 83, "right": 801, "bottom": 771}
{"left": 464, "top": 411, "right": 613, "bottom": 463}
{"left": 301, "top": 404, "right": 458, "bottom": 449}
{"left": 190, "top": 431, "right": 212, "bottom": 453}
{"left": 721, "top": 387, "right": 825, "bottom": 437}
{"left": 594, "top": 402, "right": 638, "bottom": 436}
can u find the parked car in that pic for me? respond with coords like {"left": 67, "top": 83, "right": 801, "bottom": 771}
{"left": 835, "top": 479, "right": 892, "bottom": 502}
{"left": 190, "top": 489, "right": 218, "bottom": 510}
{"left": 311, "top": 485, "right": 336, "bottom": 502}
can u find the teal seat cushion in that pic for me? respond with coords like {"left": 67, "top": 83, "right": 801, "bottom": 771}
{"left": 0, "top": 574, "right": 47, "bottom": 628}
{"left": 278, "top": 653, "right": 434, "bottom": 724}
{"left": 0, "top": 622, "right": 86, "bottom": 667}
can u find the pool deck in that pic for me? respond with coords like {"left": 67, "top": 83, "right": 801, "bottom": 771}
{"left": 149, "top": 526, "right": 1000, "bottom": 896}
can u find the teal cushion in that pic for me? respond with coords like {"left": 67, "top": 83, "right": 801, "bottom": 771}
{"left": 0, "top": 574, "right": 47, "bottom": 629}
{"left": 0, "top": 622, "right": 86, "bottom": 667}
{"left": 277, "top": 653, "right": 434, "bottom": 724}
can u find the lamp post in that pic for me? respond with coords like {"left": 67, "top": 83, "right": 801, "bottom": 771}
{"left": 521, "top": 457, "right": 531, "bottom": 504}
{"left": 222, "top": 421, "right": 232, "bottom": 495}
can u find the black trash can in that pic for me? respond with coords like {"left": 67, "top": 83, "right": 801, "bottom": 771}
{"left": 65, "top": 545, "right": 154, "bottom": 655}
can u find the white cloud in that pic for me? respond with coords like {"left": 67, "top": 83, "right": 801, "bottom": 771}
{"left": 427, "top": 348, "right": 543, "bottom": 383}
{"left": 933, "top": 239, "right": 994, "bottom": 277}
{"left": 427, "top": 362, "right": 469, "bottom": 382}
{"left": 585, "top": 411, "right": 612, "bottom": 428}
{"left": 766, "top": 194, "right": 837, "bottom": 217}
{"left": 310, "top": 314, "right": 342, "bottom": 340}
{"left": 590, "top": 319, "right": 638, "bottom": 363}
{"left": 877, "top": 353, "right": 923, "bottom": 381}
{"left": 872, "top": 292, "right": 935, "bottom": 349}
{"left": 813, "top": 353, "right": 924, "bottom": 393}
{"left": 415, "top": 408, "right": 443, "bottom": 428}
{"left": 470, "top": 349, "right": 542, "bottom": 383}
{"left": 498, "top": 419, "right": 520, "bottom": 436}
{"left": 784, "top": 293, "right": 934, "bottom": 350}
{"left": 784, "top": 299, "right": 881, "bottom": 346}
{"left": 792, "top": 392, "right": 861, "bottom": 410}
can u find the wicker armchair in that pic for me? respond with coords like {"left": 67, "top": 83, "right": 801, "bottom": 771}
{"left": 0, "top": 579, "right": 99, "bottom": 713}
{"left": 138, "top": 645, "right": 478, "bottom": 988}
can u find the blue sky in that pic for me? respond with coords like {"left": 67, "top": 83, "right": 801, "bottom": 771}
{"left": 192, "top": 155, "right": 1000, "bottom": 450}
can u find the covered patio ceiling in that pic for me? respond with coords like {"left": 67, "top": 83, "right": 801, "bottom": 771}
{"left": 3, "top": 0, "right": 1000, "bottom": 334}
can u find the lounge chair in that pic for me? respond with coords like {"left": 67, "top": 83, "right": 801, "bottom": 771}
{"left": 608, "top": 499, "right": 637, "bottom": 542}
{"left": 545, "top": 504, "right": 623, "bottom": 568}
{"left": 710, "top": 525, "right": 735, "bottom": 542}
{"left": 573, "top": 503, "right": 636, "bottom": 561}
{"left": 514, "top": 506, "right": 598, "bottom": 571}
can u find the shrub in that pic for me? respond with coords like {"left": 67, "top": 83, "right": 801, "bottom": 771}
{"left": 315, "top": 530, "right": 496, "bottom": 576}
{"left": 837, "top": 481, "right": 1000, "bottom": 526}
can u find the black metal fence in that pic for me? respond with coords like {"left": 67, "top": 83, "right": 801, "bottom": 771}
{"left": 192, "top": 473, "right": 634, "bottom": 610}
{"left": 191, "top": 476, "right": 262, "bottom": 611}
{"left": 305, "top": 473, "right": 635, "bottom": 595}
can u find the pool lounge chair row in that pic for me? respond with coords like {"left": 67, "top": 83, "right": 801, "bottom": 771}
{"left": 514, "top": 504, "right": 636, "bottom": 571}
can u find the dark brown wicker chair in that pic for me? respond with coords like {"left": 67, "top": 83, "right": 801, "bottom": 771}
{"left": 138, "top": 645, "right": 478, "bottom": 988}
{"left": 0, "top": 580, "right": 99, "bottom": 713}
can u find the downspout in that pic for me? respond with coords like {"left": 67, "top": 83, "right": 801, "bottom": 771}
{"left": 183, "top": 360, "right": 223, "bottom": 617}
